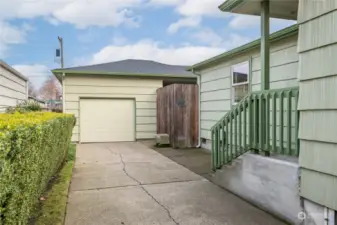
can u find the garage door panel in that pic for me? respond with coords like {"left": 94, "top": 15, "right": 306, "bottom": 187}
{"left": 80, "top": 99, "right": 135, "bottom": 143}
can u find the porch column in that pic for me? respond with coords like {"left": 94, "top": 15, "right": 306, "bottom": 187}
{"left": 261, "top": 0, "right": 270, "bottom": 90}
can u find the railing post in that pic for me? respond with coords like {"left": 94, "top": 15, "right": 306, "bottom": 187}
{"left": 211, "top": 129, "right": 216, "bottom": 170}
{"left": 253, "top": 95, "right": 260, "bottom": 154}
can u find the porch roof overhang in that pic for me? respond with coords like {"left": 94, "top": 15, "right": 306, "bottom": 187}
{"left": 219, "top": 0, "right": 298, "bottom": 20}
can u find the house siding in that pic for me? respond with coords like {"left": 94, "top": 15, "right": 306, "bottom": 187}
{"left": 199, "top": 35, "right": 299, "bottom": 150}
{"left": 64, "top": 76, "right": 162, "bottom": 142}
{"left": 0, "top": 64, "right": 28, "bottom": 112}
{"left": 297, "top": 0, "right": 337, "bottom": 211}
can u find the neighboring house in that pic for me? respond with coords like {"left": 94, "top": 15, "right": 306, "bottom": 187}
{"left": 46, "top": 99, "right": 62, "bottom": 110}
{"left": 0, "top": 60, "right": 28, "bottom": 112}
{"left": 28, "top": 96, "right": 47, "bottom": 109}
{"left": 52, "top": 59, "right": 196, "bottom": 143}
{"left": 188, "top": 0, "right": 337, "bottom": 224}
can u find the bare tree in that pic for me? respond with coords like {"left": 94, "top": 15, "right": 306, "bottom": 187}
{"left": 39, "top": 76, "right": 62, "bottom": 100}
{"left": 28, "top": 81, "right": 39, "bottom": 97}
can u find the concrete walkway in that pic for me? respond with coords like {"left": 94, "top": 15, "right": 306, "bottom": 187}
{"left": 65, "top": 142, "right": 286, "bottom": 225}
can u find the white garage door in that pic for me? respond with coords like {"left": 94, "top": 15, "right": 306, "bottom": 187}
{"left": 80, "top": 99, "right": 135, "bottom": 143}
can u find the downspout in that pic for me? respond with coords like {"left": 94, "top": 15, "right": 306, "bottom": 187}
{"left": 192, "top": 68, "right": 202, "bottom": 148}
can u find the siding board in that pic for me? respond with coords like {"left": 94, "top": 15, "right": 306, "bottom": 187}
{"left": 300, "top": 169, "right": 337, "bottom": 210}
{"left": 0, "top": 66, "right": 27, "bottom": 87}
{"left": 298, "top": 10, "right": 337, "bottom": 52}
{"left": 65, "top": 93, "right": 156, "bottom": 102}
{"left": 300, "top": 140, "right": 337, "bottom": 176}
{"left": 299, "top": 110, "right": 337, "bottom": 143}
{"left": 298, "top": 0, "right": 337, "bottom": 23}
{"left": 298, "top": 76, "right": 337, "bottom": 110}
{"left": 200, "top": 78, "right": 231, "bottom": 92}
{"left": 0, "top": 65, "right": 27, "bottom": 111}
{"left": 298, "top": 43, "right": 337, "bottom": 81}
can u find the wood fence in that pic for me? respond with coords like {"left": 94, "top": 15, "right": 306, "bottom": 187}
{"left": 156, "top": 84, "right": 198, "bottom": 148}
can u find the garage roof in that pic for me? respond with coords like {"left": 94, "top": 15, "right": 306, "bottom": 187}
{"left": 52, "top": 59, "right": 196, "bottom": 79}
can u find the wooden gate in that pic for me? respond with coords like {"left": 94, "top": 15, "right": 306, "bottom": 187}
{"left": 156, "top": 84, "right": 198, "bottom": 148}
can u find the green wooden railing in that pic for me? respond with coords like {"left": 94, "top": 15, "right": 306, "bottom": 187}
{"left": 211, "top": 87, "right": 300, "bottom": 170}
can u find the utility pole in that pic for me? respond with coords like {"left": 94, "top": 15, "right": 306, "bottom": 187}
{"left": 58, "top": 36, "right": 64, "bottom": 68}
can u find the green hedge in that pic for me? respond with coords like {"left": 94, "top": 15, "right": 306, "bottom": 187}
{"left": 0, "top": 112, "right": 75, "bottom": 225}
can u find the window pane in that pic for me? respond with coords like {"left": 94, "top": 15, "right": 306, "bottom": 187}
{"left": 232, "top": 62, "right": 248, "bottom": 84}
{"left": 233, "top": 84, "right": 249, "bottom": 103}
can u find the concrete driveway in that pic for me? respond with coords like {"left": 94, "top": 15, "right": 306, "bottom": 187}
{"left": 65, "top": 142, "right": 286, "bottom": 225}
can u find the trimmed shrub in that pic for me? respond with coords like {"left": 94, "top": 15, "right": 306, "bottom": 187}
{"left": 0, "top": 112, "right": 75, "bottom": 225}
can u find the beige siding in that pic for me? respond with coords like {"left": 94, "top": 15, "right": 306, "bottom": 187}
{"left": 300, "top": 169, "right": 337, "bottom": 210}
{"left": 298, "top": 0, "right": 337, "bottom": 210}
{"left": 0, "top": 65, "right": 28, "bottom": 112}
{"left": 64, "top": 76, "right": 162, "bottom": 142}
{"left": 298, "top": 0, "right": 337, "bottom": 23}
{"left": 251, "top": 37, "right": 299, "bottom": 92}
{"left": 298, "top": 76, "right": 337, "bottom": 110}
{"left": 199, "top": 35, "right": 299, "bottom": 149}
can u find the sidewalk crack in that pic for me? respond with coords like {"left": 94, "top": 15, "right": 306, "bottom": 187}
{"left": 112, "top": 149, "right": 179, "bottom": 225}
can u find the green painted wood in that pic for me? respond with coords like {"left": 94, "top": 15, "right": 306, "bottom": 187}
{"left": 287, "top": 91, "right": 292, "bottom": 155}
{"left": 254, "top": 95, "right": 258, "bottom": 150}
{"left": 243, "top": 99, "right": 247, "bottom": 151}
{"left": 265, "top": 93, "right": 270, "bottom": 151}
{"left": 295, "top": 90, "right": 300, "bottom": 156}
{"left": 259, "top": 94, "right": 263, "bottom": 151}
{"left": 272, "top": 93, "right": 277, "bottom": 152}
{"left": 261, "top": 0, "right": 270, "bottom": 91}
{"left": 217, "top": 125, "right": 221, "bottom": 168}
{"left": 230, "top": 112, "right": 233, "bottom": 162}
{"left": 226, "top": 117, "right": 229, "bottom": 163}
{"left": 301, "top": 169, "right": 337, "bottom": 211}
{"left": 210, "top": 86, "right": 299, "bottom": 169}
{"left": 279, "top": 91, "right": 284, "bottom": 154}
{"left": 239, "top": 107, "right": 242, "bottom": 154}
{"left": 249, "top": 95, "right": 253, "bottom": 149}
{"left": 234, "top": 109, "right": 238, "bottom": 157}
{"left": 211, "top": 129, "right": 215, "bottom": 170}
{"left": 222, "top": 121, "right": 226, "bottom": 164}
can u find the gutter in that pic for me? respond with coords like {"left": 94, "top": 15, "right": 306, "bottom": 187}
{"left": 192, "top": 68, "right": 202, "bottom": 148}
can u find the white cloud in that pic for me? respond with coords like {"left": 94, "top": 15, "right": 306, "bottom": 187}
{"left": 192, "top": 27, "right": 251, "bottom": 49}
{"left": 167, "top": 16, "right": 201, "bottom": 34}
{"left": 164, "top": 0, "right": 227, "bottom": 34}
{"left": 0, "top": 21, "right": 31, "bottom": 56}
{"left": 192, "top": 28, "right": 223, "bottom": 46}
{"left": 0, "top": 0, "right": 143, "bottom": 28}
{"left": 87, "top": 40, "right": 225, "bottom": 66}
{"left": 175, "top": 0, "right": 225, "bottom": 17}
{"left": 229, "top": 15, "right": 296, "bottom": 31}
{"left": 12, "top": 64, "right": 52, "bottom": 88}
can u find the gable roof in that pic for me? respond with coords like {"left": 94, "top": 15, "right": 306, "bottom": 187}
{"left": 0, "top": 60, "right": 28, "bottom": 81}
{"left": 52, "top": 59, "right": 196, "bottom": 79}
{"left": 188, "top": 24, "right": 298, "bottom": 71}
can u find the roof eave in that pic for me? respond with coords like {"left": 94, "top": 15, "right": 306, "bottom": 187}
{"left": 219, "top": 0, "right": 244, "bottom": 12}
{"left": 0, "top": 60, "right": 29, "bottom": 82}
{"left": 52, "top": 69, "right": 197, "bottom": 79}
{"left": 187, "top": 24, "right": 298, "bottom": 72}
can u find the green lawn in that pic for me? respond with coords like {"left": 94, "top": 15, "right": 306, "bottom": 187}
{"left": 34, "top": 144, "right": 76, "bottom": 225}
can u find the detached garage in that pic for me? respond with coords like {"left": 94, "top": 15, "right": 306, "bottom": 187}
{"left": 53, "top": 59, "right": 196, "bottom": 143}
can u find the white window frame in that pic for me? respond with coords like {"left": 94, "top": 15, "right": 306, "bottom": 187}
{"left": 231, "top": 61, "right": 250, "bottom": 105}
